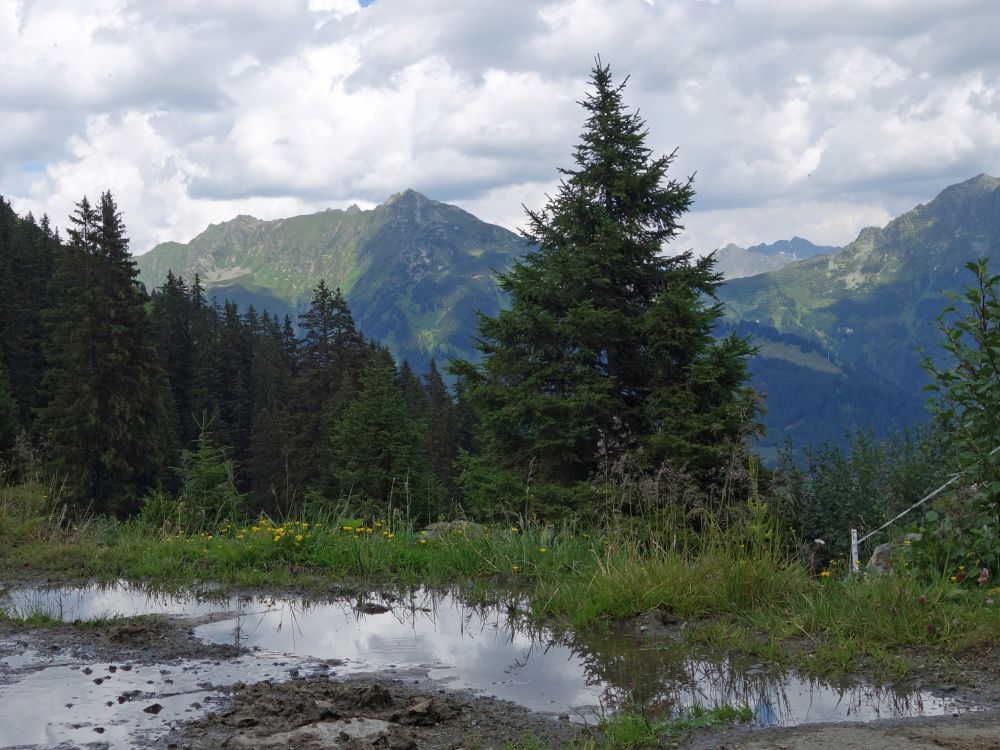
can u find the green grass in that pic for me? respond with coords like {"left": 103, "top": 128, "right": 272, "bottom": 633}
{"left": 2, "top": 483, "right": 998, "bottom": 681}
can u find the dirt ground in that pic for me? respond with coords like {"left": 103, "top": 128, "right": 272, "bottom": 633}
{"left": 1, "top": 587, "right": 998, "bottom": 749}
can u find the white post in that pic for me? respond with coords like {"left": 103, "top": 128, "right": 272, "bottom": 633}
{"left": 850, "top": 529, "right": 860, "bottom": 574}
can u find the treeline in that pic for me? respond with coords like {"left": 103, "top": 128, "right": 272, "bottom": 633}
{"left": 0, "top": 194, "right": 468, "bottom": 520}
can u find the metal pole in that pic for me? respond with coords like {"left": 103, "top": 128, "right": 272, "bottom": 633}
{"left": 850, "top": 528, "right": 859, "bottom": 574}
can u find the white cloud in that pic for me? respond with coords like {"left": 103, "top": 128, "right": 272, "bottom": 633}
{"left": 2, "top": 0, "right": 1000, "bottom": 255}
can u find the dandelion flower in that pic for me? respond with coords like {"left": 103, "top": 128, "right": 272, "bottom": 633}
{"left": 538, "top": 547, "right": 547, "bottom": 554}
{"left": 820, "top": 570, "right": 831, "bottom": 578}
{"left": 420, "top": 539, "right": 427, "bottom": 545}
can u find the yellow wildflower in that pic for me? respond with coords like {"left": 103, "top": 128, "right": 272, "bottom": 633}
{"left": 820, "top": 570, "right": 831, "bottom": 578}
{"left": 295, "top": 534, "right": 304, "bottom": 542}
{"left": 511, "top": 564, "right": 520, "bottom": 573}
{"left": 511, "top": 527, "right": 519, "bottom": 533}
{"left": 950, "top": 576, "right": 958, "bottom": 582}
{"left": 420, "top": 539, "right": 427, "bottom": 545}
{"left": 538, "top": 547, "right": 547, "bottom": 554}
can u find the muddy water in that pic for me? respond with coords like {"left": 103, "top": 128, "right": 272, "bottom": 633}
{"left": 0, "top": 582, "right": 982, "bottom": 748}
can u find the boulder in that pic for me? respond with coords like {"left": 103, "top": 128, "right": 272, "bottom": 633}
{"left": 867, "top": 532, "right": 922, "bottom": 575}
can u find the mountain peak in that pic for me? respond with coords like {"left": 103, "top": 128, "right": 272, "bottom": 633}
{"left": 930, "top": 173, "right": 1000, "bottom": 205}
{"left": 382, "top": 188, "right": 431, "bottom": 208}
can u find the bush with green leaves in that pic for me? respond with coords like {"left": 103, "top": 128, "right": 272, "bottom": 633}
{"left": 919, "top": 258, "right": 1000, "bottom": 574}
{"left": 778, "top": 429, "right": 948, "bottom": 566}
{"left": 176, "top": 419, "right": 243, "bottom": 530}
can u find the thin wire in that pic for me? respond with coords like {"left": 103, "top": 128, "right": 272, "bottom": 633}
{"left": 857, "top": 444, "right": 1000, "bottom": 545}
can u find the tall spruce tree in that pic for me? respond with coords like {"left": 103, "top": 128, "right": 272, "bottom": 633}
{"left": 291, "top": 281, "right": 366, "bottom": 493}
{"left": 40, "top": 192, "right": 173, "bottom": 513}
{"left": 453, "top": 62, "right": 757, "bottom": 490}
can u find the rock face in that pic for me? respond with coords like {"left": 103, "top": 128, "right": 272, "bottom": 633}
{"left": 136, "top": 190, "right": 531, "bottom": 371}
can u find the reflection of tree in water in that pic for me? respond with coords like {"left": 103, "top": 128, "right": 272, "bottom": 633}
{"left": 559, "top": 627, "right": 930, "bottom": 725}
{"left": 210, "top": 587, "right": 940, "bottom": 726}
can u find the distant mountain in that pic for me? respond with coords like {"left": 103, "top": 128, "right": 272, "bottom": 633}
{"left": 719, "top": 173, "right": 1000, "bottom": 450}
{"left": 713, "top": 237, "right": 837, "bottom": 280}
{"left": 137, "top": 190, "right": 531, "bottom": 369}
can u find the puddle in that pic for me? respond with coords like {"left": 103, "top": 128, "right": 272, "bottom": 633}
{"left": 0, "top": 653, "right": 317, "bottom": 748}
{"left": 0, "top": 582, "right": 984, "bottom": 747}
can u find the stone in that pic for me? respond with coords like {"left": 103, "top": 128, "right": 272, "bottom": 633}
{"left": 230, "top": 718, "right": 393, "bottom": 748}
{"left": 867, "top": 533, "right": 922, "bottom": 575}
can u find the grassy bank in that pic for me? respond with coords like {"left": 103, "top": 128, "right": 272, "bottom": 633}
{"left": 3, "top": 482, "right": 997, "bottom": 679}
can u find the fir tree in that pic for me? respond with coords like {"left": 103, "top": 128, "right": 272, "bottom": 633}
{"left": 248, "top": 313, "right": 297, "bottom": 514}
{"left": 329, "top": 357, "right": 426, "bottom": 507}
{"left": 39, "top": 193, "right": 173, "bottom": 513}
{"left": 453, "top": 62, "right": 757, "bottom": 490}
{"left": 291, "top": 281, "right": 366, "bottom": 492}
{"left": 151, "top": 272, "right": 194, "bottom": 444}
{"left": 422, "top": 359, "right": 458, "bottom": 491}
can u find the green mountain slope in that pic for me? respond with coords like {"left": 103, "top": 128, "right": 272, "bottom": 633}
{"left": 721, "top": 174, "right": 1000, "bottom": 389}
{"left": 719, "top": 174, "right": 1000, "bottom": 449}
{"left": 137, "top": 190, "right": 531, "bottom": 369}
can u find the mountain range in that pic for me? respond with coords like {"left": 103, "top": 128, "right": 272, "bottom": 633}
{"left": 719, "top": 173, "right": 1000, "bottom": 452}
{"left": 712, "top": 237, "right": 838, "bottom": 279}
{"left": 137, "top": 174, "right": 1000, "bottom": 452}
{"left": 137, "top": 190, "right": 529, "bottom": 370}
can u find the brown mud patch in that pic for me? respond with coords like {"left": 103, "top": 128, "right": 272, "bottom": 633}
{"left": 0, "top": 613, "right": 240, "bottom": 671}
{"left": 170, "top": 675, "right": 584, "bottom": 750}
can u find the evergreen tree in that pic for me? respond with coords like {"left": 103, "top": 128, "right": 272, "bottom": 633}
{"left": 248, "top": 313, "right": 297, "bottom": 514}
{"left": 329, "top": 357, "right": 426, "bottom": 507}
{"left": 39, "top": 193, "right": 173, "bottom": 513}
{"left": 0, "top": 200, "right": 58, "bottom": 426}
{"left": 422, "top": 359, "right": 458, "bottom": 491}
{"left": 291, "top": 281, "right": 365, "bottom": 492}
{"left": 151, "top": 272, "right": 194, "bottom": 445}
{"left": 397, "top": 359, "right": 426, "bottom": 422}
{"left": 188, "top": 276, "right": 222, "bottom": 435}
{"left": 452, "top": 62, "right": 757, "bottom": 491}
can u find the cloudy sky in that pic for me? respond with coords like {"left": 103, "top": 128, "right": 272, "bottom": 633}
{"left": 3, "top": 0, "right": 1000, "bottom": 256}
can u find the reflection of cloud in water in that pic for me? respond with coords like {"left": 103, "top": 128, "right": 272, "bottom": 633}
{"left": 198, "top": 592, "right": 601, "bottom": 712}
{"left": 3, "top": 583, "right": 980, "bottom": 723}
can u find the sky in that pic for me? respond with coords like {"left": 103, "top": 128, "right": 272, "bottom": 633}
{"left": 3, "top": 0, "right": 1000, "bottom": 256}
